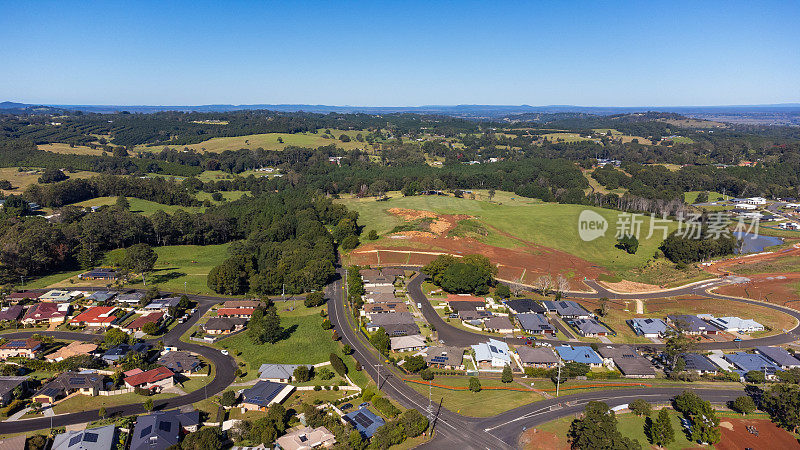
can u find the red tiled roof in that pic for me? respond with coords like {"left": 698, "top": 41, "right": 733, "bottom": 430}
{"left": 124, "top": 366, "right": 173, "bottom": 386}
{"left": 125, "top": 312, "right": 163, "bottom": 330}
{"left": 9, "top": 292, "right": 42, "bottom": 299}
{"left": 70, "top": 306, "right": 116, "bottom": 324}
{"left": 217, "top": 308, "right": 254, "bottom": 317}
{"left": 23, "top": 303, "right": 67, "bottom": 321}
{"left": 0, "top": 338, "right": 42, "bottom": 350}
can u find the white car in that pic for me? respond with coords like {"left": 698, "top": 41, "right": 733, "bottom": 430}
{"left": 221, "top": 349, "right": 229, "bottom": 355}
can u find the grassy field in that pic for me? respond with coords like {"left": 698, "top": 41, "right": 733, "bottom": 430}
{"left": 0, "top": 167, "right": 98, "bottom": 195}
{"left": 684, "top": 190, "right": 728, "bottom": 203}
{"left": 338, "top": 192, "right": 677, "bottom": 275}
{"left": 68, "top": 196, "right": 204, "bottom": 215}
{"left": 38, "top": 143, "right": 105, "bottom": 156}
{"left": 195, "top": 190, "right": 249, "bottom": 203}
{"left": 405, "top": 376, "right": 545, "bottom": 417}
{"left": 135, "top": 130, "right": 367, "bottom": 153}
{"left": 52, "top": 392, "right": 177, "bottom": 414}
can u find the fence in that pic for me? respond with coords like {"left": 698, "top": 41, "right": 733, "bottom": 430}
{"left": 99, "top": 387, "right": 133, "bottom": 396}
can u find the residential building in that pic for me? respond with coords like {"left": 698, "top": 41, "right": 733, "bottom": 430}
{"left": 572, "top": 318, "right": 611, "bottom": 337}
{"left": 78, "top": 268, "right": 119, "bottom": 281}
{"left": 449, "top": 301, "right": 485, "bottom": 312}
{"left": 733, "top": 197, "right": 767, "bottom": 205}
{"left": 516, "top": 347, "right": 559, "bottom": 368}
{"left": 725, "top": 352, "right": 780, "bottom": 376}
{"left": 484, "top": 316, "right": 515, "bottom": 334}
{"left": 216, "top": 308, "right": 255, "bottom": 318}
{"left": 706, "top": 316, "right": 765, "bottom": 333}
{"left": 365, "top": 285, "right": 395, "bottom": 295}
{"left": 52, "top": 425, "right": 116, "bottom": 450}
{"left": 34, "top": 371, "right": 104, "bottom": 403}
{"left": 102, "top": 343, "right": 151, "bottom": 364}
{"left": 223, "top": 300, "right": 262, "bottom": 309}
{"left": 543, "top": 301, "right": 591, "bottom": 319}
{"left": 516, "top": 313, "right": 555, "bottom": 335}
{"left": 124, "top": 312, "right": 163, "bottom": 331}
{"left": 116, "top": 292, "right": 145, "bottom": 304}
{"left": 390, "top": 334, "right": 426, "bottom": 352}
{"left": 362, "top": 302, "right": 408, "bottom": 317}
{"left": 458, "top": 310, "right": 492, "bottom": 322}
{"left": 342, "top": 408, "right": 385, "bottom": 438}
{"left": 46, "top": 342, "right": 98, "bottom": 362}
{"left": 240, "top": 381, "right": 295, "bottom": 411}
{"left": 755, "top": 346, "right": 800, "bottom": 369}
{"left": 381, "top": 268, "right": 405, "bottom": 279}
{"left": 380, "top": 323, "right": 420, "bottom": 337}
{"left": 276, "top": 426, "right": 336, "bottom": 450}
{"left": 678, "top": 353, "right": 719, "bottom": 375}
{"left": 257, "top": 364, "right": 311, "bottom": 382}
{"left": 472, "top": 339, "right": 512, "bottom": 368}
{"left": 666, "top": 315, "right": 720, "bottom": 335}
{"left": 39, "top": 289, "right": 73, "bottom": 303}
{"left": 366, "top": 312, "right": 416, "bottom": 332}
{"left": 8, "top": 291, "right": 42, "bottom": 302}
{"left": 0, "top": 435, "right": 26, "bottom": 450}
{"left": 0, "top": 376, "right": 28, "bottom": 406}
{"left": 22, "top": 302, "right": 69, "bottom": 324}
{"left": 0, "top": 305, "right": 23, "bottom": 322}
{"left": 597, "top": 346, "right": 655, "bottom": 378}
{"left": 555, "top": 346, "right": 603, "bottom": 367}
{"left": 364, "top": 292, "right": 397, "bottom": 303}
{"left": 628, "top": 318, "right": 669, "bottom": 337}
{"left": 504, "top": 299, "right": 546, "bottom": 314}
{"left": 157, "top": 351, "right": 201, "bottom": 374}
{"left": 87, "top": 291, "right": 118, "bottom": 303}
{"left": 70, "top": 306, "right": 118, "bottom": 327}
{"left": 146, "top": 297, "right": 181, "bottom": 310}
{"left": 423, "top": 346, "right": 464, "bottom": 370}
{"left": 130, "top": 410, "right": 200, "bottom": 450}
{"left": 0, "top": 339, "right": 42, "bottom": 359}
{"left": 203, "top": 317, "right": 247, "bottom": 335}
{"left": 124, "top": 367, "right": 175, "bottom": 391}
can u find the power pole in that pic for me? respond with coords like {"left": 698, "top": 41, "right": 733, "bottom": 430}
{"left": 556, "top": 355, "right": 562, "bottom": 397}
{"left": 427, "top": 380, "right": 434, "bottom": 428}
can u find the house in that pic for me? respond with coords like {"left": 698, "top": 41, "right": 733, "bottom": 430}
{"left": 276, "top": 426, "right": 336, "bottom": 450}
{"left": 124, "top": 366, "right": 175, "bottom": 391}
{"left": 216, "top": 308, "right": 255, "bottom": 319}
{"left": 157, "top": 351, "right": 201, "bottom": 374}
{"left": 240, "top": 380, "right": 295, "bottom": 411}
{"left": 22, "top": 302, "right": 69, "bottom": 324}
{"left": 8, "top": 291, "right": 42, "bottom": 302}
{"left": 146, "top": 297, "right": 181, "bottom": 311}
{"left": 472, "top": 339, "right": 512, "bottom": 368}
{"left": 484, "top": 316, "right": 516, "bottom": 334}
{"left": 555, "top": 346, "right": 603, "bottom": 367}
{"left": 39, "top": 289, "right": 73, "bottom": 303}
{"left": 0, "top": 339, "right": 43, "bottom": 359}
{"left": 0, "top": 376, "right": 28, "bottom": 406}
{"left": 597, "top": 346, "right": 655, "bottom": 378}
{"left": 78, "top": 268, "right": 119, "bottom": 281}
{"left": 0, "top": 305, "right": 23, "bottom": 321}
{"left": 365, "top": 285, "right": 395, "bottom": 295}
{"left": 87, "top": 291, "right": 118, "bottom": 303}
{"left": 381, "top": 268, "right": 405, "bottom": 279}
{"left": 363, "top": 302, "right": 408, "bottom": 317}
{"left": 124, "top": 312, "right": 163, "bottom": 331}
{"left": 70, "top": 306, "right": 118, "bottom": 327}
{"left": 364, "top": 292, "right": 397, "bottom": 303}
{"left": 628, "top": 318, "right": 669, "bottom": 337}
{"left": 390, "top": 334, "right": 426, "bottom": 352}
{"left": 34, "top": 371, "right": 104, "bottom": 403}
{"left": 706, "top": 316, "right": 765, "bottom": 333}
{"left": 516, "top": 313, "right": 555, "bottom": 335}
{"left": 733, "top": 197, "right": 766, "bottom": 205}
{"left": 423, "top": 346, "right": 464, "bottom": 370}
{"left": 46, "top": 342, "right": 98, "bottom": 362}
{"left": 102, "top": 342, "right": 151, "bottom": 364}
{"left": 343, "top": 408, "right": 385, "bottom": 438}
{"left": 516, "top": 347, "right": 559, "bottom": 368}
{"left": 544, "top": 301, "right": 591, "bottom": 319}
{"left": 116, "top": 292, "right": 145, "bottom": 304}
{"left": 666, "top": 315, "right": 720, "bottom": 335}
{"left": 359, "top": 269, "right": 382, "bottom": 282}
{"left": 380, "top": 323, "right": 420, "bottom": 337}
{"left": 130, "top": 410, "right": 200, "bottom": 450}
{"left": 678, "top": 353, "right": 719, "bottom": 375}
{"left": 755, "top": 346, "right": 800, "bottom": 369}
{"left": 366, "top": 312, "right": 416, "bottom": 332}
{"left": 257, "top": 364, "right": 311, "bottom": 382}
{"left": 203, "top": 317, "right": 248, "bottom": 335}
{"left": 448, "top": 301, "right": 485, "bottom": 312}
{"left": 223, "top": 300, "right": 261, "bottom": 309}
{"left": 52, "top": 425, "right": 116, "bottom": 450}
{"left": 725, "top": 352, "right": 780, "bottom": 378}
{"left": 504, "top": 299, "right": 546, "bottom": 314}
{"left": 572, "top": 318, "right": 611, "bottom": 337}
{"left": 0, "top": 435, "right": 26, "bottom": 450}
{"left": 458, "top": 310, "right": 493, "bottom": 322}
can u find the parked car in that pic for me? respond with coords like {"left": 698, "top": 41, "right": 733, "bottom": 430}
{"left": 340, "top": 403, "right": 353, "bottom": 410}
{"left": 221, "top": 349, "right": 229, "bottom": 355}
{"left": 359, "top": 402, "right": 370, "bottom": 409}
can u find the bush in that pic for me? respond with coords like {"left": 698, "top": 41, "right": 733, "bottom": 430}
{"left": 220, "top": 390, "right": 237, "bottom": 407}
{"left": 321, "top": 319, "right": 332, "bottom": 330}
{"left": 469, "top": 377, "right": 481, "bottom": 392}
{"left": 731, "top": 396, "right": 756, "bottom": 415}
{"left": 304, "top": 292, "right": 326, "bottom": 308}
{"left": 340, "top": 235, "right": 360, "bottom": 250}
{"left": 367, "top": 230, "right": 378, "bottom": 240}
{"left": 330, "top": 353, "right": 347, "bottom": 377}
{"left": 401, "top": 409, "right": 429, "bottom": 437}
{"left": 629, "top": 399, "right": 652, "bottom": 416}
{"left": 293, "top": 365, "right": 312, "bottom": 382}
{"left": 313, "top": 385, "right": 322, "bottom": 391}
{"left": 372, "top": 396, "right": 400, "bottom": 418}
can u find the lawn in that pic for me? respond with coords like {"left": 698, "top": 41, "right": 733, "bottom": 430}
{"left": 684, "top": 190, "right": 728, "bottom": 203}
{"left": 405, "top": 376, "right": 545, "bottom": 417}
{"left": 733, "top": 254, "right": 800, "bottom": 275}
{"left": 135, "top": 130, "right": 367, "bottom": 153}
{"left": 37, "top": 143, "right": 106, "bottom": 156}
{"left": 68, "top": 196, "right": 204, "bottom": 216}
{"left": 52, "top": 392, "right": 177, "bottom": 414}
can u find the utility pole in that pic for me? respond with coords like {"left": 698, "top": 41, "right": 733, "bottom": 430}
{"left": 373, "top": 364, "right": 381, "bottom": 389}
{"left": 426, "top": 380, "right": 434, "bottom": 429}
{"left": 556, "top": 354, "right": 562, "bottom": 397}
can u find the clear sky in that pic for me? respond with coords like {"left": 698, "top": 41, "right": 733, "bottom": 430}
{"left": 1, "top": 1, "right": 798, "bottom": 106}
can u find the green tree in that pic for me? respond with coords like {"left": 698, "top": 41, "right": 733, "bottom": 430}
{"left": 401, "top": 409, "right": 429, "bottom": 437}
{"left": 494, "top": 284, "right": 511, "bottom": 299}
{"left": 404, "top": 355, "right": 426, "bottom": 373}
{"left": 569, "top": 401, "right": 642, "bottom": 450}
{"left": 745, "top": 370, "right": 766, "bottom": 383}
{"left": 143, "top": 398, "right": 154, "bottom": 412}
{"left": 98, "top": 406, "right": 107, "bottom": 419}
{"left": 630, "top": 399, "right": 652, "bottom": 417}
{"left": 142, "top": 322, "right": 159, "bottom": 335}
{"left": 248, "top": 303, "right": 283, "bottom": 344}
{"left": 181, "top": 426, "right": 223, "bottom": 450}
{"left": 731, "top": 396, "right": 756, "bottom": 415}
{"left": 115, "top": 195, "right": 130, "bottom": 210}
{"left": 501, "top": 365, "right": 513, "bottom": 383}
{"left": 420, "top": 369, "right": 434, "bottom": 381}
{"left": 370, "top": 328, "right": 390, "bottom": 355}
{"left": 469, "top": 377, "right": 481, "bottom": 392}
{"left": 220, "top": 390, "right": 237, "bottom": 407}
{"left": 104, "top": 327, "right": 130, "bottom": 348}
{"left": 293, "top": 365, "right": 312, "bottom": 382}
{"left": 646, "top": 409, "right": 675, "bottom": 447}
{"left": 616, "top": 234, "right": 639, "bottom": 254}
{"left": 763, "top": 384, "right": 800, "bottom": 431}
{"left": 122, "top": 243, "right": 158, "bottom": 286}
{"left": 367, "top": 230, "right": 379, "bottom": 240}
{"left": 340, "top": 235, "right": 360, "bottom": 250}
{"left": 304, "top": 292, "right": 325, "bottom": 307}
{"left": 329, "top": 353, "right": 347, "bottom": 377}
{"left": 673, "top": 391, "right": 720, "bottom": 444}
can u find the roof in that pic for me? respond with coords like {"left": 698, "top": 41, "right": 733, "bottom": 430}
{"left": 359, "top": 269, "right": 382, "bottom": 281}
{"left": 628, "top": 318, "right": 668, "bottom": 335}
{"left": 71, "top": 306, "right": 117, "bottom": 325}
{"left": 0, "top": 305, "right": 23, "bottom": 321}
{"left": 390, "top": 334, "right": 426, "bottom": 351}
{"left": 555, "top": 346, "right": 602, "bottom": 365}
{"left": 458, "top": 310, "right": 492, "bottom": 321}
{"left": 80, "top": 268, "right": 119, "bottom": 278}
{"left": 380, "top": 323, "right": 421, "bottom": 336}
{"left": 343, "top": 408, "right": 385, "bottom": 438}
{"left": 364, "top": 302, "right": 408, "bottom": 314}
{"left": 46, "top": 342, "right": 98, "bottom": 361}
{"left": 572, "top": 318, "right": 610, "bottom": 335}
{"left": 725, "top": 352, "right": 780, "bottom": 374}
{"left": 504, "top": 299, "right": 546, "bottom": 314}
{"left": 424, "top": 346, "right": 463, "bottom": 367}
{"left": 23, "top": 302, "right": 67, "bottom": 321}
{"left": 146, "top": 297, "right": 181, "bottom": 309}
{"left": 597, "top": 346, "right": 655, "bottom": 376}
{"left": 367, "top": 312, "right": 416, "bottom": 326}
{"left": 36, "top": 371, "right": 104, "bottom": 399}
{"left": 126, "top": 312, "right": 163, "bottom": 330}
{"left": 516, "top": 346, "right": 559, "bottom": 365}
{"left": 516, "top": 313, "right": 554, "bottom": 333}
{"left": 130, "top": 410, "right": 199, "bottom": 450}
{"left": 242, "top": 380, "right": 290, "bottom": 406}
{"left": 116, "top": 292, "right": 145, "bottom": 302}
{"left": 472, "top": 339, "right": 511, "bottom": 363}
{"left": 381, "top": 268, "right": 405, "bottom": 277}
{"left": 125, "top": 367, "right": 173, "bottom": 387}
{"left": 102, "top": 343, "right": 151, "bottom": 361}
{"left": 40, "top": 289, "right": 72, "bottom": 301}
{"left": 445, "top": 294, "right": 484, "bottom": 303}
{"left": 0, "top": 435, "right": 26, "bottom": 450}
{"left": 484, "top": 316, "right": 514, "bottom": 330}
{"left": 157, "top": 351, "right": 200, "bottom": 373}
{"left": 9, "top": 291, "right": 42, "bottom": 300}
{"left": 52, "top": 424, "right": 116, "bottom": 450}
{"left": 552, "top": 301, "right": 590, "bottom": 317}
{"left": 756, "top": 346, "right": 800, "bottom": 367}
{"left": 87, "top": 291, "right": 117, "bottom": 302}
{"left": 203, "top": 317, "right": 247, "bottom": 331}
{"left": 276, "top": 426, "right": 336, "bottom": 450}
{"left": 708, "top": 316, "right": 764, "bottom": 331}
{"left": 667, "top": 315, "right": 719, "bottom": 333}
{"left": 679, "top": 353, "right": 718, "bottom": 372}
{"left": 0, "top": 376, "right": 28, "bottom": 399}
{"left": 0, "top": 339, "right": 41, "bottom": 350}
{"left": 257, "top": 364, "right": 309, "bottom": 380}
{"left": 217, "top": 308, "right": 255, "bottom": 317}
{"left": 448, "top": 301, "right": 481, "bottom": 312}
{"left": 223, "top": 300, "right": 261, "bottom": 309}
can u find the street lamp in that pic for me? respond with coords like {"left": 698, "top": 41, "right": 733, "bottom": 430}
{"left": 373, "top": 364, "right": 382, "bottom": 389}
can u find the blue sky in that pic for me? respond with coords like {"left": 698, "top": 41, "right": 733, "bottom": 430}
{"left": 1, "top": 1, "right": 798, "bottom": 106}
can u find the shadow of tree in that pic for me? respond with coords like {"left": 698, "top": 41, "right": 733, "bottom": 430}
{"left": 149, "top": 272, "right": 187, "bottom": 284}
{"left": 279, "top": 324, "right": 298, "bottom": 341}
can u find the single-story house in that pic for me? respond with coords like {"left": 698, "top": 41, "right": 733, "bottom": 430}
{"left": 381, "top": 268, "right": 405, "bottom": 278}
{"left": 597, "top": 346, "right": 655, "bottom": 378}
{"left": 0, "top": 376, "right": 28, "bottom": 406}
{"left": 22, "top": 302, "right": 69, "bottom": 324}
{"left": 39, "top": 289, "right": 73, "bottom": 303}
{"left": 472, "top": 339, "right": 512, "bottom": 368}
{"left": 366, "top": 312, "right": 416, "bottom": 332}
{"left": 116, "top": 292, "right": 145, "bottom": 304}
{"left": 572, "top": 318, "right": 611, "bottom": 337}
{"left": 364, "top": 292, "right": 397, "bottom": 303}
{"left": 504, "top": 299, "right": 546, "bottom": 314}
{"left": 34, "top": 371, "right": 104, "bottom": 403}
{"left": 8, "top": 291, "right": 42, "bottom": 302}
{"left": 516, "top": 313, "right": 556, "bottom": 335}
{"left": 70, "top": 306, "right": 118, "bottom": 327}
{"left": 363, "top": 276, "right": 393, "bottom": 288}
{"left": 216, "top": 308, "right": 255, "bottom": 319}
{"left": 46, "top": 342, "right": 98, "bottom": 362}
{"left": 102, "top": 342, "right": 151, "bottom": 364}
{"left": 258, "top": 364, "right": 310, "bottom": 382}
{"left": 363, "top": 302, "right": 408, "bottom": 317}
{"left": 449, "top": 301, "right": 485, "bottom": 312}
{"left": 725, "top": 352, "right": 780, "bottom": 377}
{"left": 203, "top": 317, "right": 248, "bottom": 335}
{"left": 380, "top": 323, "right": 420, "bottom": 337}
{"left": 359, "top": 269, "right": 382, "bottom": 282}
{"left": 543, "top": 301, "right": 591, "bottom": 319}
{"left": 516, "top": 346, "right": 559, "bottom": 368}
{"left": 124, "top": 366, "right": 175, "bottom": 391}
{"left": 146, "top": 297, "right": 181, "bottom": 311}
{"left": 52, "top": 424, "right": 116, "bottom": 450}
{"left": 366, "top": 284, "right": 395, "bottom": 295}
{"left": 223, "top": 300, "right": 261, "bottom": 309}
{"left": 458, "top": 310, "right": 493, "bottom": 322}
{"left": 755, "top": 346, "right": 800, "bottom": 369}
{"left": 124, "top": 312, "right": 163, "bottom": 331}
{"left": 390, "top": 334, "right": 427, "bottom": 352}
{"left": 157, "top": 351, "right": 201, "bottom": 374}
{"left": 343, "top": 408, "right": 385, "bottom": 439}
{"left": 423, "top": 346, "right": 464, "bottom": 370}
{"left": 0, "top": 339, "right": 43, "bottom": 359}
{"left": 0, "top": 305, "right": 23, "bottom": 322}
{"left": 706, "top": 316, "right": 765, "bottom": 333}
{"left": 666, "top": 315, "right": 720, "bottom": 335}
{"left": 240, "top": 380, "right": 295, "bottom": 411}
{"left": 87, "top": 291, "right": 118, "bottom": 303}
{"left": 78, "top": 268, "right": 119, "bottom": 281}
{"left": 555, "top": 345, "right": 603, "bottom": 367}
{"left": 276, "top": 426, "right": 336, "bottom": 450}
{"left": 678, "top": 353, "right": 719, "bottom": 375}
{"left": 130, "top": 410, "right": 200, "bottom": 450}
{"left": 628, "top": 318, "right": 669, "bottom": 338}
{"left": 484, "top": 316, "right": 516, "bottom": 334}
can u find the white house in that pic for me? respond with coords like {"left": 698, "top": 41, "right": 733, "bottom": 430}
{"left": 707, "top": 316, "right": 765, "bottom": 333}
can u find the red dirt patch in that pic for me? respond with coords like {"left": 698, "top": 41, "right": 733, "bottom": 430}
{"left": 715, "top": 273, "right": 800, "bottom": 307}
{"left": 716, "top": 417, "right": 800, "bottom": 450}
{"left": 519, "top": 429, "right": 569, "bottom": 450}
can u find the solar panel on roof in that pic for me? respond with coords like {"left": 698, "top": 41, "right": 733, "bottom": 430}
{"left": 69, "top": 378, "right": 85, "bottom": 385}
{"left": 141, "top": 425, "right": 152, "bottom": 437}
{"left": 159, "top": 421, "right": 172, "bottom": 432}
{"left": 83, "top": 432, "right": 99, "bottom": 443}
{"left": 69, "top": 435, "right": 82, "bottom": 447}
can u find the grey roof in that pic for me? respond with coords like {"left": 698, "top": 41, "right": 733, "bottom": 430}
{"left": 424, "top": 346, "right": 463, "bottom": 367}
{"left": 130, "top": 410, "right": 199, "bottom": 450}
{"left": 367, "top": 312, "right": 415, "bottom": 326}
{"left": 116, "top": 292, "right": 145, "bottom": 303}
{"left": 380, "top": 323, "right": 420, "bottom": 336}
{"left": 725, "top": 352, "right": 780, "bottom": 374}
{"left": 449, "top": 301, "right": 481, "bottom": 312}
{"left": 87, "top": 291, "right": 118, "bottom": 302}
{"left": 0, "top": 376, "right": 27, "bottom": 399}
{"left": 516, "top": 313, "right": 554, "bottom": 333}
{"left": 551, "top": 301, "right": 590, "bottom": 317}
{"left": 597, "top": 346, "right": 655, "bottom": 377}
{"left": 241, "top": 380, "right": 289, "bottom": 407}
{"left": 146, "top": 297, "right": 181, "bottom": 309}
{"left": 458, "top": 310, "right": 492, "bottom": 321}
{"left": 572, "top": 318, "right": 610, "bottom": 335}
{"left": 343, "top": 408, "right": 385, "bottom": 438}
{"left": 102, "top": 343, "right": 151, "bottom": 362}
{"left": 203, "top": 317, "right": 247, "bottom": 331}
{"left": 667, "top": 315, "right": 720, "bottom": 333}
{"left": 679, "top": 353, "right": 718, "bottom": 372}
{"left": 36, "top": 372, "right": 103, "bottom": 400}
{"left": 258, "top": 364, "right": 309, "bottom": 380}
{"left": 628, "top": 318, "right": 668, "bottom": 336}
{"left": 516, "top": 346, "right": 559, "bottom": 365}
{"left": 756, "top": 346, "right": 800, "bottom": 368}
{"left": 52, "top": 424, "right": 115, "bottom": 450}
{"left": 157, "top": 351, "right": 200, "bottom": 373}
{"left": 484, "top": 316, "right": 514, "bottom": 331}
{"left": 504, "top": 299, "right": 545, "bottom": 314}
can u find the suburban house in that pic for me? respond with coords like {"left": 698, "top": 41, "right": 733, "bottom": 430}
{"left": 102, "top": 343, "right": 151, "bottom": 364}
{"left": 597, "top": 346, "right": 656, "bottom": 378}
{"left": 423, "top": 346, "right": 464, "bottom": 370}
{"left": 449, "top": 301, "right": 485, "bottom": 312}
{"left": 223, "top": 300, "right": 261, "bottom": 309}
{"left": 472, "top": 339, "right": 512, "bottom": 368}
{"left": 366, "top": 284, "right": 395, "bottom": 295}
{"left": 8, "top": 291, "right": 42, "bottom": 302}
{"left": 87, "top": 291, "right": 118, "bottom": 303}
{"left": 276, "top": 426, "right": 336, "bottom": 450}
{"left": 572, "top": 318, "right": 611, "bottom": 337}
{"left": 0, "top": 305, "right": 23, "bottom": 322}
{"left": 458, "top": 310, "right": 493, "bottom": 322}
{"left": 203, "top": 317, "right": 248, "bottom": 335}
{"left": 52, "top": 425, "right": 116, "bottom": 450}
{"left": 157, "top": 351, "right": 201, "bottom": 374}
{"left": 40, "top": 289, "right": 73, "bottom": 303}
{"left": 678, "top": 353, "right": 719, "bottom": 375}
{"left": 366, "top": 312, "right": 416, "bottom": 333}
{"left": 362, "top": 302, "right": 408, "bottom": 317}
{"left": 705, "top": 316, "right": 765, "bottom": 333}
{"left": 555, "top": 345, "right": 603, "bottom": 367}
{"left": 34, "top": 371, "right": 104, "bottom": 403}
{"left": 516, "top": 347, "right": 559, "bottom": 368}
{"left": 483, "top": 316, "right": 516, "bottom": 334}
{"left": 733, "top": 197, "right": 767, "bottom": 205}
{"left": 240, "top": 380, "right": 295, "bottom": 411}
{"left": 0, "top": 376, "right": 28, "bottom": 406}
{"left": 381, "top": 268, "right": 405, "bottom": 279}
{"left": 116, "top": 292, "right": 145, "bottom": 304}
{"left": 70, "top": 306, "right": 118, "bottom": 327}
{"left": 364, "top": 292, "right": 397, "bottom": 303}
{"left": 257, "top": 364, "right": 311, "bottom": 382}
{"left": 45, "top": 342, "right": 98, "bottom": 362}
{"left": 725, "top": 352, "right": 780, "bottom": 379}
{"left": 504, "top": 299, "right": 546, "bottom": 314}
{"left": 379, "top": 323, "right": 421, "bottom": 336}
{"left": 124, "top": 312, "right": 163, "bottom": 332}
{"left": 22, "top": 302, "right": 70, "bottom": 324}
{"left": 516, "top": 313, "right": 556, "bottom": 335}
{"left": 343, "top": 408, "right": 385, "bottom": 439}
{"left": 666, "top": 315, "right": 720, "bottom": 335}
{"left": 130, "top": 410, "right": 200, "bottom": 450}
{"left": 146, "top": 297, "right": 181, "bottom": 311}
{"left": 0, "top": 339, "right": 43, "bottom": 359}
{"left": 755, "top": 346, "right": 800, "bottom": 369}
{"left": 78, "top": 268, "right": 119, "bottom": 281}
{"left": 390, "top": 334, "right": 427, "bottom": 352}
{"left": 124, "top": 367, "right": 175, "bottom": 391}
{"left": 543, "top": 301, "right": 591, "bottom": 319}
{"left": 628, "top": 318, "right": 669, "bottom": 337}
{"left": 216, "top": 308, "right": 255, "bottom": 319}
